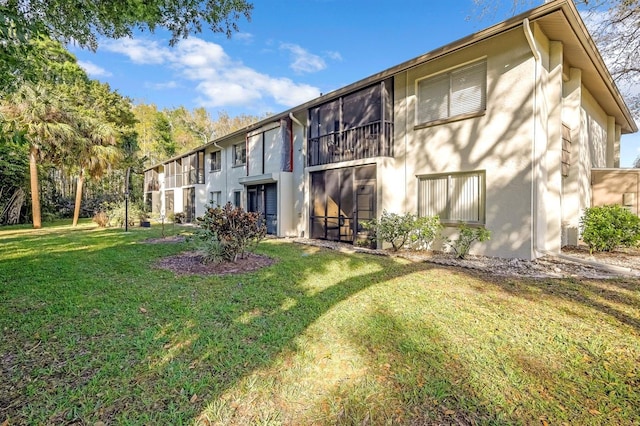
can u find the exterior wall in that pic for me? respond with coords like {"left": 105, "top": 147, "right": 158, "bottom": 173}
{"left": 592, "top": 169, "right": 640, "bottom": 215}
{"left": 144, "top": 4, "right": 633, "bottom": 259}
{"left": 561, "top": 68, "right": 582, "bottom": 245}
{"left": 383, "top": 28, "right": 537, "bottom": 259}
{"left": 291, "top": 113, "right": 306, "bottom": 237}
{"left": 206, "top": 147, "right": 226, "bottom": 205}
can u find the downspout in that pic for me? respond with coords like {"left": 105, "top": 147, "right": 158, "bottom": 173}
{"left": 523, "top": 18, "right": 541, "bottom": 259}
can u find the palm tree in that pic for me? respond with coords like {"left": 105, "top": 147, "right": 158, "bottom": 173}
{"left": 70, "top": 118, "right": 121, "bottom": 226}
{"left": 67, "top": 81, "right": 133, "bottom": 226}
{"left": 0, "top": 84, "right": 75, "bottom": 228}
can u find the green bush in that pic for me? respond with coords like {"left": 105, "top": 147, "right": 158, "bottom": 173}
{"left": 173, "top": 212, "right": 186, "bottom": 224}
{"left": 194, "top": 202, "right": 266, "bottom": 263}
{"left": 445, "top": 223, "right": 491, "bottom": 259}
{"left": 580, "top": 204, "right": 640, "bottom": 253}
{"left": 95, "top": 201, "right": 143, "bottom": 227}
{"left": 365, "top": 211, "right": 442, "bottom": 251}
{"left": 410, "top": 215, "right": 443, "bottom": 250}
{"left": 374, "top": 211, "right": 415, "bottom": 251}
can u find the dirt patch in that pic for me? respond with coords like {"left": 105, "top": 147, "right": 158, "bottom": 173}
{"left": 142, "top": 235, "right": 186, "bottom": 244}
{"left": 155, "top": 251, "right": 275, "bottom": 276}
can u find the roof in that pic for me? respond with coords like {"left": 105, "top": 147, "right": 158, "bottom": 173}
{"left": 147, "top": 0, "right": 637, "bottom": 170}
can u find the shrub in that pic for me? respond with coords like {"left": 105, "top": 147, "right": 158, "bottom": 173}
{"left": 95, "top": 201, "right": 142, "bottom": 227}
{"left": 364, "top": 212, "right": 442, "bottom": 251}
{"left": 580, "top": 204, "right": 640, "bottom": 253}
{"left": 194, "top": 203, "right": 266, "bottom": 263}
{"left": 410, "top": 215, "right": 443, "bottom": 250}
{"left": 173, "top": 212, "right": 186, "bottom": 224}
{"left": 92, "top": 211, "right": 109, "bottom": 227}
{"left": 446, "top": 223, "right": 491, "bottom": 259}
{"left": 374, "top": 211, "right": 415, "bottom": 251}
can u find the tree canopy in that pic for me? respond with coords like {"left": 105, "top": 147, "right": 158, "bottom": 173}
{"left": 0, "top": 0, "right": 252, "bottom": 91}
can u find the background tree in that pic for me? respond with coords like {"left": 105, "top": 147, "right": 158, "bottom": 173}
{"left": 0, "top": 0, "right": 252, "bottom": 91}
{"left": 0, "top": 141, "right": 29, "bottom": 224}
{"left": 0, "top": 84, "right": 75, "bottom": 228}
{"left": 65, "top": 81, "right": 129, "bottom": 226}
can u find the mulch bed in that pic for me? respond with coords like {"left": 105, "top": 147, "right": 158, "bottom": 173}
{"left": 155, "top": 251, "right": 276, "bottom": 276}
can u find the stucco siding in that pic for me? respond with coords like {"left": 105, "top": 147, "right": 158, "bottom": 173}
{"left": 383, "top": 28, "right": 537, "bottom": 259}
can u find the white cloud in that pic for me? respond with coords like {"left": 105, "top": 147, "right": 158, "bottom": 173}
{"left": 101, "top": 38, "right": 173, "bottom": 64}
{"left": 280, "top": 43, "right": 327, "bottom": 73}
{"left": 78, "top": 60, "right": 112, "bottom": 77}
{"left": 103, "top": 36, "right": 321, "bottom": 109}
{"left": 325, "top": 50, "right": 343, "bottom": 61}
{"left": 234, "top": 32, "right": 254, "bottom": 43}
{"left": 144, "top": 81, "right": 180, "bottom": 90}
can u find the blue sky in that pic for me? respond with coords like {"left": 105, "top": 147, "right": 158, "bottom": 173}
{"left": 71, "top": 0, "right": 640, "bottom": 167}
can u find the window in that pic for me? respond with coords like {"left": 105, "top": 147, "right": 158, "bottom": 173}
{"left": 416, "top": 60, "right": 486, "bottom": 125}
{"left": 210, "top": 191, "right": 221, "bottom": 207}
{"left": 418, "top": 171, "right": 485, "bottom": 224}
{"left": 210, "top": 151, "right": 221, "bottom": 172}
{"left": 234, "top": 190, "right": 242, "bottom": 208}
{"left": 232, "top": 143, "right": 246, "bottom": 167}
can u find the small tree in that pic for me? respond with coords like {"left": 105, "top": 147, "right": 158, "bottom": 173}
{"left": 580, "top": 205, "right": 640, "bottom": 253}
{"left": 410, "top": 215, "right": 443, "bottom": 250}
{"left": 374, "top": 211, "right": 416, "bottom": 251}
{"left": 445, "top": 223, "right": 491, "bottom": 259}
{"left": 194, "top": 203, "right": 266, "bottom": 263}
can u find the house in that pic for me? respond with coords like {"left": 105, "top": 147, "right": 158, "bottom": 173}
{"left": 143, "top": 0, "right": 637, "bottom": 260}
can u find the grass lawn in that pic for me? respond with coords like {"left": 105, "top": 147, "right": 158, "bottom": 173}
{"left": 1, "top": 222, "right": 639, "bottom": 425}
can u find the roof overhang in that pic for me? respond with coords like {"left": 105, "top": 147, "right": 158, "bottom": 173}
{"left": 302, "top": 0, "right": 635, "bottom": 134}
{"left": 146, "top": 0, "right": 636, "bottom": 172}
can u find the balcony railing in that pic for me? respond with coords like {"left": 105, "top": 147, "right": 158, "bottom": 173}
{"left": 308, "top": 120, "right": 394, "bottom": 167}
{"left": 164, "top": 168, "right": 204, "bottom": 188}
{"left": 144, "top": 179, "right": 159, "bottom": 192}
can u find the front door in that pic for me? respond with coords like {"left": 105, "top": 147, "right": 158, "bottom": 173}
{"left": 247, "top": 184, "right": 278, "bottom": 235}
{"left": 355, "top": 183, "right": 375, "bottom": 245}
{"left": 183, "top": 187, "right": 195, "bottom": 223}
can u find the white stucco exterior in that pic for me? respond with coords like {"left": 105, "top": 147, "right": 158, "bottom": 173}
{"left": 143, "top": 0, "right": 636, "bottom": 260}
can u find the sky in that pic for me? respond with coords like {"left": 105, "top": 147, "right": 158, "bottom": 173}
{"left": 71, "top": 0, "right": 640, "bottom": 167}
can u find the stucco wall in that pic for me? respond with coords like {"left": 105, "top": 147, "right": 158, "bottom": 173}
{"left": 384, "top": 27, "right": 537, "bottom": 259}
{"left": 592, "top": 169, "right": 640, "bottom": 216}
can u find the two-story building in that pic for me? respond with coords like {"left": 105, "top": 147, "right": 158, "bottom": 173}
{"left": 144, "top": 0, "right": 637, "bottom": 260}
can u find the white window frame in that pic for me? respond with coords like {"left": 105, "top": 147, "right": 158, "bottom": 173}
{"left": 210, "top": 191, "right": 222, "bottom": 207}
{"left": 417, "top": 170, "right": 486, "bottom": 225}
{"left": 416, "top": 59, "right": 487, "bottom": 126}
{"left": 210, "top": 151, "right": 221, "bottom": 172}
{"left": 233, "top": 190, "right": 242, "bottom": 208}
{"left": 232, "top": 143, "right": 246, "bottom": 167}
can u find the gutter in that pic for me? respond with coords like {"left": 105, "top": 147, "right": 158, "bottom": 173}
{"left": 523, "top": 18, "right": 542, "bottom": 260}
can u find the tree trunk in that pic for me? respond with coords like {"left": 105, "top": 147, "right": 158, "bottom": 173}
{"left": 72, "top": 169, "right": 84, "bottom": 226}
{"left": 29, "top": 146, "right": 41, "bottom": 229}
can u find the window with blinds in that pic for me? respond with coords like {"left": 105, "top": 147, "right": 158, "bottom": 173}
{"left": 416, "top": 60, "right": 486, "bottom": 125}
{"left": 418, "top": 171, "right": 485, "bottom": 224}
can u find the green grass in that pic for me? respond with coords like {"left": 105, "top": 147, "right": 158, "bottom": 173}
{"left": 1, "top": 222, "right": 639, "bottom": 425}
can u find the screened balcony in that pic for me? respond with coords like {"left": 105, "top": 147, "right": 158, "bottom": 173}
{"left": 164, "top": 151, "right": 205, "bottom": 188}
{"left": 308, "top": 120, "right": 394, "bottom": 166}
{"left": 307, "top": 78, "right": 394, "bottom": 167}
